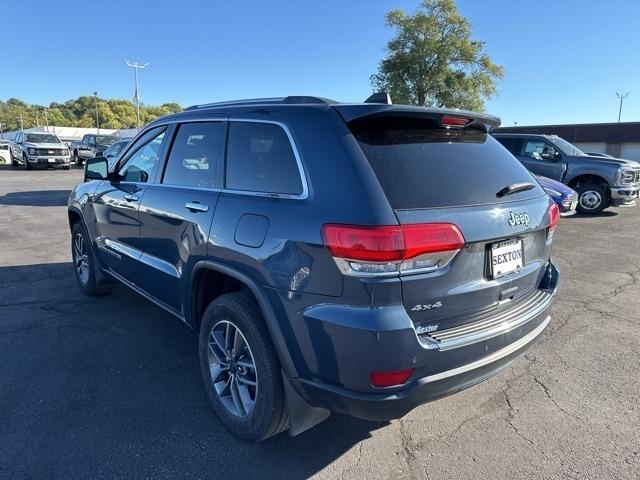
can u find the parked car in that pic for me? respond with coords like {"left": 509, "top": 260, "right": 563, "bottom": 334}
{"left": 71, "top": 133, "right": 118, "bottom": 165}
{"left": 69, "top": 96, "right": 559, "bottom": 440}
{"left": 101, "top": 138, "right": 132, "bottom": 169}
{"left": 10, "top": 131, "right": 71, "bottom": 170}
{"left": 493, "top": 133, "right": 640, "bottom": 214}
{"left": 0, "top": 141, "right": 11, "bottom": 164}
{"left": 536, "top": 175, "right": 578, "bottom": 216}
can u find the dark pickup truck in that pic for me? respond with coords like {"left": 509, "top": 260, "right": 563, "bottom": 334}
{"left": 494, "top": 133, "right": 640, "bottom": 214}
{"left": 71, "top": 134, "right": 118, "bottom": 165}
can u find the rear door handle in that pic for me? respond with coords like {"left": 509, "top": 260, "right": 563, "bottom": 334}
{"left": 185, "top": 201, "right": 209, "bottom": 212}
{"left": 123, "top": 193, "right": 139, "bottom": 202}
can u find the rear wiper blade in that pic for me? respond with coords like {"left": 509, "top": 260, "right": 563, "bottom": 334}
{"left": 496, "top": 182, "right": 536, "bottom": 197}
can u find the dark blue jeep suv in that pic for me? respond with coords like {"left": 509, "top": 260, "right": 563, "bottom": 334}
{"left": 68, "top": 96, "right": 560, "bottom": 440}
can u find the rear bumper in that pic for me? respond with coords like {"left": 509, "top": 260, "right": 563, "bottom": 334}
{"left": 291, "top": 261, "right": 559, "bottom": 421}
{"left": 294, "top": 315, "right": 549, "bottom": 420}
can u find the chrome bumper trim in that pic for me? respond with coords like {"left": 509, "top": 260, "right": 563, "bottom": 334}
{"left": 422, "top": 290, "right": 554, "bottom": 351}
{"left": 423, "top": 315, "right": 550, "bottom": 384}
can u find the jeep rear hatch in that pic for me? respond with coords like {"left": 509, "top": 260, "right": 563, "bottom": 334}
{"left": 340, "top": 108, "right": 554, "bottom": 335}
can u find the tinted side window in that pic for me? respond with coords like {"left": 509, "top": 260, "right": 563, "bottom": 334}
{"left": 495, "top": 137, "right": 521, "bottom": 155}
{"left": 117, "top": 127, "right": 166, "bottom": 183}
{"left": 163, "top": 122, "right": 225, "bottom": 188}
{"left": 226, "top": 122, "right": 303, "bottom": 195}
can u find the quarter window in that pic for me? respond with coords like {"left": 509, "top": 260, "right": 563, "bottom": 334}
{"left": 117, "top": 127, "right": 166, "bottom": 183}
{"left": 225, "top": 122, "right": 303, "bottom": 195}
{"left": 163, "top": 122, "right": 225, "bottom": 188}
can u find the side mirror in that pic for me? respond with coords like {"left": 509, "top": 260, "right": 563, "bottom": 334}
{"left": 84, "top": 156, "right": 109, "bottom": 181}
{"left": 541, "top": 147, "right": 559, "bottom": 160}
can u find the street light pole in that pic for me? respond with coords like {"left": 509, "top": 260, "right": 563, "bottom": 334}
{"left": 125, "top": 60, "right": 149, "bottom": 130}
{"left": 616, "top": 92, "right": 630, "bottom": 123}
{"left": 44, "top": 108, "right": 49, "bottom": 132}
{"left": 94, "top": 91, "right": 100, "bottom": 134}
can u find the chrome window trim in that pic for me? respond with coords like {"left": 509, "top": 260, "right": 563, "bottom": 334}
{"left": 122, "top": 117, "right": 309, "bottom": 199}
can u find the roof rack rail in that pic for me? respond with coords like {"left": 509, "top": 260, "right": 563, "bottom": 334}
{"left": 185, "top": 96, "right": 336, "bottom": 110}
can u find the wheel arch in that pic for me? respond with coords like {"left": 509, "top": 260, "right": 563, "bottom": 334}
{"left": 190, "top": 260, "right": 299, "bottom": 378}
{"left": 567, "top": 173, "right": 610, "bottom": 190}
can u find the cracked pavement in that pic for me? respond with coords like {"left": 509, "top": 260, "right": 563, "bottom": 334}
{"left": 0, "top": 166, "right": 639, "bottom": 479}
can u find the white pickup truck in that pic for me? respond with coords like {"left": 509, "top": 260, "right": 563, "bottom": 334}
{"left": 10, "top": 131, "right": 71, "bottom": 170}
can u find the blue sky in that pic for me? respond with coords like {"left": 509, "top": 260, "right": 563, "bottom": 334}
{"left": 1, "top": 0, "right": 639, "bottom": 126}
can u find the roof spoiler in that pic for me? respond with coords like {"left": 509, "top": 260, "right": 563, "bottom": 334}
{"left": 364, "top": 92, "right": 392, "bottom": 104}
{"left": 333, "top": 104, "right": 501, "bottom": 132}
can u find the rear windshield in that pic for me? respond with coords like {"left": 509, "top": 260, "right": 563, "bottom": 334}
{"left": 351, "top": 117, "right": 544, "bottom": 209}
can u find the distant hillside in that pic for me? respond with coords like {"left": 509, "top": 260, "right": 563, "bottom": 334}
{"left": 0, "top": 97, "right": 183, "bottom": 132}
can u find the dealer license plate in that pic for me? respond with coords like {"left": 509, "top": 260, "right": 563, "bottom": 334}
{"left": 490, "top": 238, "right": 523, "bottom": 279}
{"left": 47, "top": 158, "right": 56, "bottom": 163}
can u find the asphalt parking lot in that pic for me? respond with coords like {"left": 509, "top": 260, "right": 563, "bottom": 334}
{"left": 0, "top": 166, "right": 638, "bottom": 479}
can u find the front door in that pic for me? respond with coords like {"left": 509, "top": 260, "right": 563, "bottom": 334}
{"left": 517, "top": 138, "right": 566, "bottom": 181}
{"left": 91, "top": 126, "right": 169, "bottom": 282}
{"left": 136, "top": 120, "right": 226, "bottom": 312}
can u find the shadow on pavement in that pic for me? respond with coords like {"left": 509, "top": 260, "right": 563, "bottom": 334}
{"left": 0, "top": 262, "right": 387, "bottom": 479}
{"left": 0, "top": 190, "right": 71, "bottom": 207}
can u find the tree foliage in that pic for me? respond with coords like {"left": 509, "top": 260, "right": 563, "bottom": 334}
{"left": 371, "top": 0, "right": 504, "bottom": 111}
{"left": 0, "top": 96, "right": 183, "bottom": 132}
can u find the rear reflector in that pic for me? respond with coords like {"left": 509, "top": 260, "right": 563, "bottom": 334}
{"left": 322, "top": 223, "right": 465, "bottom": 276}
{"left": 370, "top": 369, "right": 414, "bottom": 388}
{"left": 441, "top": 115, "right": 471, "bottom": 127}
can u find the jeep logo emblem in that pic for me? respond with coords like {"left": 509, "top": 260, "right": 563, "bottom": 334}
{"left": 508, "top": 212, "right": 530, "bottom": 227}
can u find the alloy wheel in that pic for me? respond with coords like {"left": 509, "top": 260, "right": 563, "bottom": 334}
{"left": 207, "top": 320, "right": 258, "bottom": 417}
{"left": 73, "top": 232, "right": 90, "bottom": 285}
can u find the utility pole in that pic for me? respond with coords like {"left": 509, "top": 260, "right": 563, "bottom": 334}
{"left": 94, "top": 91, "right": 100, "bottom": 134}
{"left": 125, "top": 60, "right": 149, "bottom": 130}
{"left": 44, "top": 108, "right": 49, "bottom": 132}
{"left": 35, "top": 111, "right": 40, "bottom": 130}
{"left": 0, "top": 123, "right": 3, "bottom": 140}
{"left": 17, "top": 115, "right": 24, "bottom": 132}
{"left": 616, "top": 92, "right": 630, "bottom": 123}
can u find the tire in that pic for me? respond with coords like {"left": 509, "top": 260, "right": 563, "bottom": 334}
{"left": 23, "top": 154, "right": 31, "bottom": 170}
{"left": 74, "top": 151, "right": 81, "bottom": 166}
{"left": 199, "top": 292, "right": 289, "bottom": 441}
{"left": 576, "top": 182, "right": 609, "bottom": 214}
{"left": 71, "top": 222, "right": 111, "bottom": 296}
{"left": 11, "top": 155, "right": 18, "bottom": 167}
{"left": 63, "top": 165, "right": 71, "bottom": 170}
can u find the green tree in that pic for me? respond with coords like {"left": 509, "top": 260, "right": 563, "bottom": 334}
{"left": 371, "top": 0, "right": 504, "bottom": 111}
{"left": 0, "top": 96, "right": 183, "bottom": 132}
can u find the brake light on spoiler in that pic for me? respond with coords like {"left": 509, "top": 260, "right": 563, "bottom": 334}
{"left": 322, "top": 223, "right": 465, "bottom": 276}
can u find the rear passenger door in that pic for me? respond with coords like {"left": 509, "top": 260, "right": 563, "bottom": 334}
{"left": 210, "top": 119, "right": 311, "bottom": 290}
{"left": 136, "top": 119, "right": 226, "bottom": 313}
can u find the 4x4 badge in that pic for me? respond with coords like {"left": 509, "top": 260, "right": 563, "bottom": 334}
{"left": 508, "top": 211, "right": 530, "bottom": 227}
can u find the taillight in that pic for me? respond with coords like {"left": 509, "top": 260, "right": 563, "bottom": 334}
{"left": 370, "top": 368, "right": 414, "bottom": 388}
{"left": 322, "top": 223, "right": 465, "bottom": 276}
{"left": 547, "top": 203, "right": 559, "bottom": 242}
